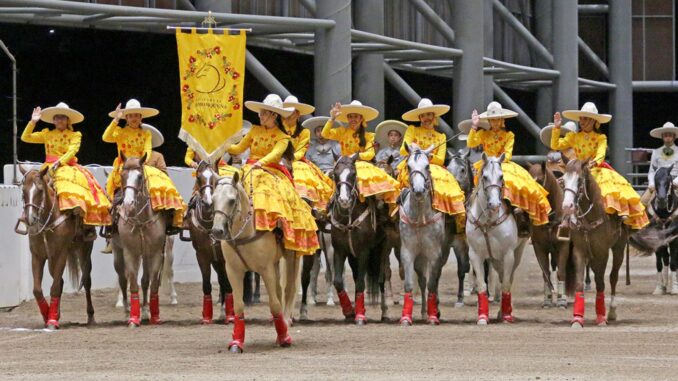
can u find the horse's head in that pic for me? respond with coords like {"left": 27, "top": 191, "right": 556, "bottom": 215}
{"left": 195, "top": 161, "right": 220, "bottom": 207}
{"left": 404, "top": 143, "right": 433, "bottom": 200}
{"left": 119, "top": 152, "right": 147, "bottom": 214}
{"left": 562, "top": 159, "right": 589, "bottom": 218}
{"left": 479, "top": 152, "right": 505, "bottom": 213}
{"left": 375, "top": 155, "right": 396, "bottom": 178}
{"left": 655, "top": 165, "right": 674, "bottom": 211}
{"left": 447, "top": 148, "right": 472, "bottom": 194}
{"left": 211, "top": 171, "right": 242, "bottom": 240}
{"left": 19, "top": 165, "right": 51, "bottom": 226}
{"left": 333, "top": 154, "right": 359, "bottom": 210}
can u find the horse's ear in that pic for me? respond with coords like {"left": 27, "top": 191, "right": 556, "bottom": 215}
{"left": 212, "top": 160, "right": 220, "bottom": 173}
{"left": 561, "top": 152, "right": 570, "bottom": 165}
{"left": 463, "top": 149, "right": 470, "bottom": 159}
{"left": 540, "top": 160, "right": 547, "bottom": 173}
{"left": 498, "top": 152, "right": 506, "bottom": 163}
{"left": 481, "top": 152, "right": 488, "bottom": 162}
{"left": 38, "top": 165, "right": 49, "bottom": 178}
{"left": 332, "top": 149, "right": 340, "bottom": 162}
{"left": 120, "top": 151, "right": 127, "bottom": 163}
{"left": 232, "top": 171, "right": 240, "bottom": 186}
{"left": 387, "top": 155, "right": 394, "bottom": 165}
{"left": 139, "top": 153, "right": 147, "bottom": 165}
{"left": 667, "top": 164, "right": 673, "bottom": 173}
{"left": 349, "top": 153, "right": 359, "bottom": 163}
{"left": 103, "top": 168, "right": 110, "bottom": 177}
{"left": 424, "top": 144, "right": 435, "bottom": 157}
{"left": 404, "top": 143, "right": 411, "bottom": 154}
{"left": 19, "top": 164, "right": 28, "bottom": 175}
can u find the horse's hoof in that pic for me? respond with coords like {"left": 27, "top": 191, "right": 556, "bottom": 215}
{"left": 276, "top": 335, "right": 292, "bottom": 347}
{"left": 584, "top": 283, "right": 593, "bottom": 292}
{"left": 608, "top": 309, "right": 617, "bottom": 322}
{"left": 355, "top": 316, "right": 367, "bottom": 326}
{"left": 557, "top": 299, "right": 568, "bottom": 309}
{"left": 454, "top": 301, "right": 464, "bottom": 308}
{"left": 427, "top": 317, "right": 440, "bottom": 325}
{"left": 229, "top": 344, "right": 243, "bottom": 354}
{"left": 170, "top": 298, "right": 178, "bottom": 306}
{"left": 149, "top": 319, "right": 163, "bottom": 325}
{"left": 201, "top": 319, "right": 213, "bottom": 325}
{"left": 542, "top": 301, "right": 553, "bottom": 309}
{"left": 299, "top": 311, "right": 309, "bottom": 321}
{"left": 399, "top": 316, "right": 412, "bottom": 326}
{"left": 286, "top": 318, "right": 294, "bottom": 328}
{"left": 326, "top": 298, "right": 335, "bottom": 306}
{"left": 502, "top": 315, "right": 514, "bottom": 324}
{"left": 45, "top": 321, "right": 59, "bottom": 331}
{"left": 477, "top": 319, "right": 488, "bottom": 326}
{"left": 596, "top": 316, "right": 608, "bottom": 326}
{"left": 307, "top": 298, "right": 316, "bottom": 306}
{"left": 652, "top": 286, "right": 667, "bottom": 295}
{"left": 115, "top": 300, "right": 124, "bottom": 308}
{"left": 128, "top": 322, "right": 140, "bottom": 329}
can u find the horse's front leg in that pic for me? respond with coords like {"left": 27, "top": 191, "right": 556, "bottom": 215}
{"left": 148, "top": 252, "right": 164, "bottom": 325}
{"left": 113, "top": 242, "right": 129, "bottom": 312}
{"left": 261, "top": 261, "right": 291, "bottom": 348}
{"left": 196, "top": 247, "right": 214, "bottom": 324}
{"left": 214, "top": 249, "right": 234, "bottom": 324}
{"left": 124, "top": 252, "right": 142, "bottom": 328}
{"left": 78, "top": 241, "right": 96, "bottom": 325}
{"left": 497, "top": 251, "right": 514, "bottom": 323}
{"left": 321, "top": 232, "right": 336, "bottom": 305}
{"left": 571, "top": 243, "right": 588, "bottom": 328}
{"left": 591, "top": 251, "right": 609, "bottom": 326}
{"left": 351, "top": 253, "right": 368, "bottom": 325}
{"left": 333, "top": 247, "right": 354, "bottom": 320}
{"left": 46, "top": 245, "right": 69, "bottom": 330}
{"left": 608, "top": 235, "right": 627, "bottom": 322}
{"left": 399, "top": 243, "right": 416, "bottom": 326}
{"left": 555, "top": 241, "right": 571, "bottom": 308}
{"left": 670, "top": 239, "right": 678, "bottom": 295}
{"left": 31, "top": 249, "right": 49, "bottom": 326}
{"left": 425, "top": 245, "right": 445, "bottom": 325}
{"left": 282, "top": 250, "right": 301, "bottom": 327}
{"left": 223, "top": 247, "right": 246, "bottom": 353}
{"left": 163, "top": 236, "right": 178, "bottom": 305}
{"left": 450, "top": 235, "right": 469, "bottom": 307}
{"left": 141, "top": 255, "right": 151, "bottom": 322}
{"left": 299, "top": 254, "right": 315, "bottom": 321}
{"left": 468, "top": 244, "right": 489, "bottom": 325}
{"left": 533, "top": 237, "right": 554, "bottom": 308}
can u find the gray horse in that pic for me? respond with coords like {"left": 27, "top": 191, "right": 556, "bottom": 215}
{"left": 399, "top": 144, "right": 448, "bottom": 325}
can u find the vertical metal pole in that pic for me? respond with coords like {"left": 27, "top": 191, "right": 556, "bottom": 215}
{"left": 534, "top": 0, "right": 553, "bottom": 154}
{"left": 314, "top": 0, "right": 352, "bottom": 114}
{"left": 0, "top": 39, "right": 18, "bottom": 184}
{"left": 354, "top": 0, "right": 384, "bottom": 126}
{"left": 451, "top": 0, "right": 485, "bottom": 147}
{"left": 552, "top": 0, "right": 578, "bottom": 113}
{"left": 608, "top": 0, "right": 634, "bottom": 173}
{"left": 483, "top": 0, "right": 494, "bottom": 107}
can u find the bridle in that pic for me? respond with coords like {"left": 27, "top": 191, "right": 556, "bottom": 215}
{"left": 330, "top": 162, "right": 375, "bottom": 256}
{"left": 118, "top": 166, "right": 157, "bottom": 230}
{"left": 562, "top": 169, "right": 600, "bottom": 230}
{"left": 15, "top": 171, "right": 68, "bottom": 236}
{"left": 399, "top": 151, "right": 441, "bottom": 227}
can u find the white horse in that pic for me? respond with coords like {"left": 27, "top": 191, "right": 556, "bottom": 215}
{"left": 466, "top": 153, "right": 528, "bottom": 325}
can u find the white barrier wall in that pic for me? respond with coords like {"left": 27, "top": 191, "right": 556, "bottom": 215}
{"left": 1, "top": 164, "right": 214, "bottom": 308}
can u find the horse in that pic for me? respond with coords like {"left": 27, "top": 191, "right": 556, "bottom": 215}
{"left": 299, "top": 225, "right": 336, "bottom": 320}
{"left": 210, "top": 171, "right": 298, "bottom": 352}
{"left": 398, "top": 144, "right": 449, "bottom": 325}
{"left": 466, "top": 153, "right": 528, "bottom": 325}
{"left": 181, "top": 161, "right": 234, "bottom": 324}
{"left": 528, "top": 162, "right": 572, "bottom": 308}
{"left": 560, "top": 159, "right": 629, "bottom": 328}
{"left": 15, "top": 165, "right": 95, "bottom": 329}
{"left": 111, "top": 153, "right": 168, "bottom": 327}
{"left": 329, "top": 155, "right": 387, "bottom": 324}
{"left": 375, "top": 155, "right": 402, "bottom": 306}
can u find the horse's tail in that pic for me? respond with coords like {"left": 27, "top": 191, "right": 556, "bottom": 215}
{"left": 564, "top": 242, "right": 577, "bottom": 297}
{"left": 67, "top": 248, "right": 82, "bottom": 291}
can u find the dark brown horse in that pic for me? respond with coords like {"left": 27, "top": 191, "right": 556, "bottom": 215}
{"left": 16, "top": 166, "right": 95, "bottom": 329}
{"left": 375, "top": 156, "right": 402, "bottom": 308}
{"left": 528, "top": 162, "right": 572, "bottom": 308}
{"left": 181, "top": 161, "right": 234, "bottom": 324}
{"left": 560, "top": 160, "right": 628, "bottom": 328}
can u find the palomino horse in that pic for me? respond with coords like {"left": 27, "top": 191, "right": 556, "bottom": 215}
{"left": 16, "top": 166, "right": 95, "bottom": 329}
{"left": 330, "top": 155, "right": 386, "bottom": 324}
{"left": 375, "top": 156, "right": 402, "bottom": 307}
{"left": 181, "top": 161, "right": 234, "bottom": 323}
{"left": 466, "top": 153, "right": 528, "bottom": 325}
{"left": 112, "top": 153, "right": 167, "bottom": 327}
{"left": 560, "top": 159, "right": 628, "bottom": 327}
{"left": 398, "top": 145, "right": 448, "bottom": 325}
{"left": 528, "top": 162, "right": 572, "bottom": 308}
{"left": 210, "top": 171, "right": 297, "bottom": 352}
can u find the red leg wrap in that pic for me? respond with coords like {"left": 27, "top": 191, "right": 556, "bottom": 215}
{"left": 501, "top": 292, "right": 514, "bottom": 323}
{"left": 36, "top": 297, "right": 49, "bottom": 324}
{"left": 225, "top": 293, "right": 235, "bottom": 324}
{"left": 272, "top": 312, "right": 292, "bottom": 347}
{"left": 128, "top": 292, "right": 141, "bottom": 326}
{"left": 337, "top": 290, "right": 354, "bottom": 318}
{"left": 149, "top": 293, "right": 161, "bottom": 325}
{"left": 477, "top": 291, "right": 489, "bottom": 323}
{"left": 229, "top": 314, "right": 245, "bottom": 350}
{"left": 595, "top": 291, "right": 607, "bottom": 325}
{"left": 571, "top": 291, "right": 585, "bottom": 326}
{"left": 427, "top": 292, "right": 440, "bottom": 325}
{"left": 46, "top": 297, "right": 60, "bottom": 328}
{"left": 400, "top": 292, "right": 414, "bottom": 325}
{"left": 202, "top": 295, "right": 213, "bottom": 324}
{"left": 354, "top": 292, "right": 366, "bottom": 323}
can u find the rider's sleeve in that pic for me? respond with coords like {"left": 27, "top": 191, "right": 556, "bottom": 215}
{"left": 648, "top": 149, "right": 658, "bottom": 187}
{"left": 502, "top": 131, "right": 514, "bottom": 162}
{"left": 399, "top": 126, "right": 415, "bottom": 157}
{"left": 59, "top": 131, "right": 81, "bottom": 165}
{"left": 143, "top": 129, "right": 152, "bottom": 161}
{"left": 359, "top": 133, "right": 375, "bottom": 161}
{"left": 430, "top": 133, "right": 446, "bottom": 166}
{"left": 227, "top": 130, "right": 253, "bottom": 156}
{"left": 20, "top": 121, "right": 47, "bottom": 144}
{"left": 550, "top": 127, "right": 572, "bottom": 151}
{"left": 593, "top": 134, "right": 607, "bottom": 165}
{"left": 294, "top": 129, "right": 310, "bottom": 161}
{"left": 321, "top": 119, "right": 339, "bottom": 141}
{"left": 102, "top": 121, "right": 122, "bottom": 143}
{"left": 259, "top": 136, "right": 291, "bottom": 166}
{"left": 466, "top": 128, "right": 484, "bottom": 149}
{"left": 184, "top": 147, "right": 196, "bottom": 167}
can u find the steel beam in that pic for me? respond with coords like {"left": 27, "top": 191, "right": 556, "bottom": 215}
{"left": 354, "top": 0, "right": 385, "bottom": 124}
{"left": 533, "top": 0, "right": 552, "bottom": 154}
{"left": 408, "top": 0, "right": 455, "bottom": 43}
{"left": 578, "top": 4, "right": 609, "bottom": 14}
{"left": 493, "top": 83, "right": 541, "bottom": 138}
{"left": 633, "top": 81, "right": 678, "bottom": 91}
{"left": 351, "top": 29, "right": 463, "bottom": 57}
{"left": 578, "top": 36, "right": 609, "bottom": 78}
{"left": 245, "top": 50, "right": 291, "bottom": 98}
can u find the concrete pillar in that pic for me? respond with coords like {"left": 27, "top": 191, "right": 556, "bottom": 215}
{"left": 534, "top": 0, "right": 553, "bottom": 154}
{"left": 354, "top": 0, "right": 384, "bottom": 126}
{"left": 552, "top": 0, "right": 578, "bottom": 113}
{"left": 483, "top": 0, "right": 494, "bottom": 108}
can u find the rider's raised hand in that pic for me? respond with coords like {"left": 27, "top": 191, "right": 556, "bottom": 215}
{"left": 113, "top": 103, "right": 123, "bottom": 123}
{"left": 471, "top": 109, "right": 480, "bottom": 130}
{"left": 329, "top": 102, "right": 342, "bottom": 121}
{"left": 554, "top": 112, "right": 562, "bottom": 129}
{"left": 31, "top": 107, "right": 42, "bottom": 123}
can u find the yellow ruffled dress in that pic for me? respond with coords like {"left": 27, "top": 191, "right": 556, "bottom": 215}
{"left": 227, "top": 125, "right": 319, "bottom": 254}
{"left": 21, "top": 121, "right": 111, "bottom": 226}
{"left": 468, "top": 128, "right": 551, "bottom": 226}
{"left": 103, "top": 121, "right": 185, "bottom": 227}
{"left": 550, "top": 128, "right": 649, "bottom": 229}
{"left": 321, "top": 120, "right": 399, "bottom": 204}
{"left": 284, "top": 123, "right": 334, "bottom": 209}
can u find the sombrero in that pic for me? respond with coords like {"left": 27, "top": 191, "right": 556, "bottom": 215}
{"left": 539, "top": 121, "right": 577, "bottom": 147}
{"left": 302, "top": 116, "right": 331, "bottom": 130}
{"left": 562, "top": 102, "right": 612, "bottom": 124}
{"left": 375, "top": 120, "right": 407, "bottom": 148}
{"left": 41, "top": 102, "right": 84, "bottom": 124}
{"left": 401, "top": 98, "right": 450, "bottom": 122}
{"left": 650, "top": 122, "right": 678, "bottom": 139}
{"left": 478, "top": 101, "right": 518, "bottom": 121}
{"left": 244, "top": 93, "right": 294, "bottom": 118}
{"left": 336, "top": 100, "right": 379, "bottom": 123}
{"left": 283, "top": 95, "right": 315, "bottom": 116}
{"left": 108, "top": 98, "right": 159, "bottom": 118}
{"left": 457, "top": 118, "right": 490, "bottom": 134}
{"left": 141, "top": 123, "right": 164, "bottom": 148}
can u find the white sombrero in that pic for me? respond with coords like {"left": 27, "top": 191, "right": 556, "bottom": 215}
{"left": 141, "top": 123, "right": 164, "bottom": 148}
{"left": 41, "top": 102, "right": 84, "bottom": 124}
{"left": 283, "top": 95, "right": 315, "bottom": 116}
{"left": 336, "top": 100, "right": 379, "bottom": 123}
{"left": 401, "top": 98, "right": 450, "bottom": 122}
{"left": 650, "top": 122, "right": 678, "bottom": 139}
{"left": 302, "top": 116, "right": 331, "bottom": 130}
{"left": 108, "top": 98, "right": 159, "bottom": 118}
{"left": 457, "top": 118, "right": 490, "bottom": 134}
{"left": 540, "top": 121, "right": 577, "bottom": 147}
{"left": 478, "top": 101, "right": 518, "bottom": 120}
{"left": 375, "top": 120, "right": 407, "bottom": 148}
{"left": 245, "top": 93, "right": 294, "bottom": 118}
{"left": 562, "top": 102, "right": 612, "bottom": 124}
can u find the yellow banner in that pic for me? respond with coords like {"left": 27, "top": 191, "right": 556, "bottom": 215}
{"left": 176, "top": 29, "right": 246, "bottom": 162}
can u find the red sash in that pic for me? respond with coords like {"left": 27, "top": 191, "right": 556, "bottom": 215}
{"left": 46, "top": 155, "right": 101, "bottom": 203}
{"left": 247, "top": 159, "right": 294, "bottom": 184}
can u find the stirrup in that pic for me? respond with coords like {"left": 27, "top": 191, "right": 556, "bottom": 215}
{"left": 556, "top": 224, "right": 570, "bottom": 242}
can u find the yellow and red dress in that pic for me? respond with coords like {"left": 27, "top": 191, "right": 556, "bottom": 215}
{"left": 103, "top": 121, "right": 185, "bottom": 227}
{"left": 550, "top": 128, "right": 649, "bottom": 229}
{"left": 227, "top": 125, "right": 319, "bottom": 254}
{"left": 321, "top": 121, "right": 399, "bottom": 205}
{"left": 468, "top": 128, "right": 551, "bottom": 225}
{"left": 285, "top": 123, "right": 334, "bottom": 210}
{"left": 398, "top": 125, "right": 465, "bottom": 216}
{"left": 185, "top": 147, "right": 239, "bottom": 177}
{"left": 21, "top": 121, "right": 111, "bottom": 226}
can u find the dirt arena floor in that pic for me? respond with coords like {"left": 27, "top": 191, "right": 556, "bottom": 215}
{"left": 1, "top": 244, "right": 678, "bottom": 381}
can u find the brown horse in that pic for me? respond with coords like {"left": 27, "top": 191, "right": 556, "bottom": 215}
{"left": 16, "top": 166, "right": 95, "bottom": 329}
{"left": 560, "top": 160, "right": 628, "bottom": 328}
{"left": 112, "top": 153, "right": 167, "bottom": 327}
{"left": 181, "top": 161, "right": 234, "bottom": 324}
{"left": 375, "top": 156, "right": 402, "bottom": 307}
{"left": 528, "top": 162, "right": 572, "bottom": 308}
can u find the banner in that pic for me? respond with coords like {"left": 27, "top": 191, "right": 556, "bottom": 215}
{"left": 176, "top": 29, "right": 246, "bottom": 163}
